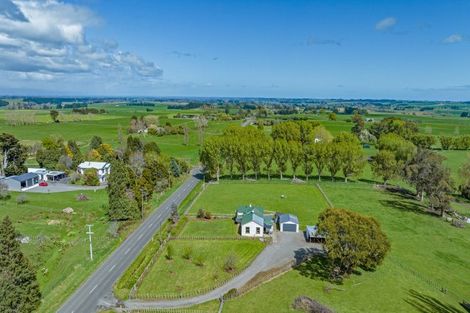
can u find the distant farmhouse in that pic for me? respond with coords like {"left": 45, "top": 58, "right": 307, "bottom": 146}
{"left": 235, "top": 205, "right": 273, "bottom": 237}
{"left": 78, "top": 161, "right": 111, "bottom": 183}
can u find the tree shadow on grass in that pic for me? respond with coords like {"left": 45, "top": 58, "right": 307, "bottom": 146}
{"left": 405, "top": 289, "right": 466, "bottom": 313}
{"left": 293, "top": 253, "right": 344, "bottom": 285}
{"left": 379, "top": 199, "right": 430, "bottom": 216}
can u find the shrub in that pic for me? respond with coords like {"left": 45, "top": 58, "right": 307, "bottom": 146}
{"left": 452, "top": 219, "right": 465, "bottom": 228}
{"left": 0, "top": 181, "right": 10, "bottom": 200}
{"left": 459, "top": 183, "right": 470, "bottom": 200}
{"left": 196, "top": 208, "right": 206, "bottom": 219}
{"left": 83, "top": 168, "right": 99, "bottom": 186}
{"left": 193, "top": 254, "right": 205, "bottom": 267}
{"left": 223, "top": 254, "right": 238, "bottom": 272}
{"left": 182, "top": 246, "right": 192, "bottom": 260}
{"left": 223, "top": 288, "right": 238, "bottom": 300}
{"left": 196, "top": 208, "right": 212, "bottom": 219}
{"left": 16, "top": 194, "right": 28, "bottom": 204}
{"left": 165, "top": 244, "right": 174, "bottom": 260}
{"left": 76, "top": 193, "right": 89, "bottom": 201}
{"left": 69, "top": 172, "right": 81, "bottom": 184}
{"left": 292, "top": 296, "right": 334, "bottom": 313}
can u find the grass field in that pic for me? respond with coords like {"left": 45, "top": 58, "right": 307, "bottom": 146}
{"left": 136, "top": 239, "right": 265, "bottom": 298}
{"left": 0, "top": 176, "right": 186, "bottom": 313}
{"left": 189, "top": 182, "right": 329, "bottom": 227}
{"left": 180, "top": 218, "right": 239, "bottom": 237}
{"left": 0, "top": 104, "right": 238, "bottom": 164}
{"left": 222, "top": 181, "right": 470, "bottom": 313}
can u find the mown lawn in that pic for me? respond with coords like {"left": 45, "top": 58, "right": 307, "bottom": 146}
{"left": 189, "top": 182, "right": 329, "bottom": 227}
{"left": 137, "top": 239, "right": 265, "bottom": 298}
{"left": 180, "top": 218, "right": 239, "bottom": 237}
{"left": 223, "top": 181, "right": 470, "bottom": 313}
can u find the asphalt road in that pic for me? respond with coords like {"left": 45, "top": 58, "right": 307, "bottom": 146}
{"left": 57, "top": 169, "right": 202, "bottom": 313}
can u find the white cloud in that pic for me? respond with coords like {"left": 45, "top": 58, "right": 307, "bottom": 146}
{"left": 443, "top": 34, "right": 463, "bottom": 44}
{"left": 375, "top": 17, "right": 397, "bottom": 31}
{"left": 0, "top": 0, "right": 162, "bottom": 85}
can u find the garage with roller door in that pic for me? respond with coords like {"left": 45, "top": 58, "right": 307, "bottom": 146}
{"left": 276, "top": 213, "right": 299, "bottom": 233}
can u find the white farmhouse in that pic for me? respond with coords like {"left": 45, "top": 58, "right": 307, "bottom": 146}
{"left": 77, "top": 161, "right": 111, "bottom": 183}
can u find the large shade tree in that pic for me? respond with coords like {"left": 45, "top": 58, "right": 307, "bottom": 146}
{"left": 318, "top": 208, "right": 390, "bottom": 279}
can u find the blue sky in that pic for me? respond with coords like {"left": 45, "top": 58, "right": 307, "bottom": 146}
{"left": 0, "top": 0, "right": 469, "bottom": 100}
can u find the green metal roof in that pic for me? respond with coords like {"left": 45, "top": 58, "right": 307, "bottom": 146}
{"left": 241, "top": 211, "right": 264, "bottom": 227}
{"left": 236, "top": 205, "right": 264, "bottom": 216}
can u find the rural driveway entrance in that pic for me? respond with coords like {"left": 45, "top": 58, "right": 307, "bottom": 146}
{"left": 124, "top": 232, "right": 323, "bottom": 310}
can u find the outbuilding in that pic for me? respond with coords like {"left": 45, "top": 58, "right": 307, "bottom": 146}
{"left": 3, "top": 173, "right": 40, "bottom": 191}
{"left": 305, "top": 225, "right": 326, "bottom": 243}
{"left": 276, "top": 213, "right": 299, "bottom": 232}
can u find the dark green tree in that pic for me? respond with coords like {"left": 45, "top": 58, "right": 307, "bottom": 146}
{"left": 0, "top": 216, "right": 41, "bottom": 312}
{"left": 89, "top": 135, "right": 103, "bottom": 151}
{"left": 0, "top": 133, "right": 27, "bottom": 176}
{"left": 49, "top": 110, "right": 59, "bottom": 123}
{"left": 107, "top": 160, "right": 139, "bottom": 220}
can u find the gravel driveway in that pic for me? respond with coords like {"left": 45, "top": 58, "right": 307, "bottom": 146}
{"left": 124, "top": 232, "right": 323, "bottom": 310}
{"left": 25, "top": 183, "right": 106, "bottom": 193}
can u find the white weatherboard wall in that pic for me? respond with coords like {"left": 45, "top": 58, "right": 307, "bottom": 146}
{"left": 241, "top": 221, "right": 263, "bottom": 237}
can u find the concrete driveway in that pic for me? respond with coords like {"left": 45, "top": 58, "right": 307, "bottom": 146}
{"left": 124, "top": 231, "right": 323, "bottom": 310}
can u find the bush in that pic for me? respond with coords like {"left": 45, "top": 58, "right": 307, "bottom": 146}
{"left": 223, "top": 254, "right": 238, "bottom": 272}
{"left": 69, "top": 172, "right": 81, "bottom": 184}
{"left": 0, "top": 181, "right": 10, "bottom": 200}
{"left": 165, "top": 244, "right": 174, "bottom": 260}
{"left": 459, "top": 184, "right": 470, "bottom": 200}
{"left": 223, "top": 288, "right": 238, "bottom": 300}
{"left": 16, "top": 194, "right": 28, "bottom": 204}
{"left": 193, "top": 254, "right": 205, "bottom": 267}
{"left": 83, "top": 168, "right": 99, "bottom": 186}
{"left": 76, "top": 193, "right": 89, "bottom": 201}
{"left": 196, "top": 208, "right": 206, "bottom": 219}
{"left": 292, "top": 296, "right": 334, "bottom": 313}
{"left": 182, "top": 246, "right": 192, "bottom": 260}
{"left": 196, "top": 208, "right": 212, "bottom": 219}
{"left": 451, "top": 219, "right": 465, "bottom": 228}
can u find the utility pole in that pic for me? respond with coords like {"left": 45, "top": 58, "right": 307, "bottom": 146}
{"left": 86, "top": 224, "right": 94, "bottom": 261}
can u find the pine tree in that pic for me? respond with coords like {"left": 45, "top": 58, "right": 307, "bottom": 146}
{"left": 107, "top": 160, "right": 139, "bottom": 220}
{"left": 0, "top": 216, "right": 41, "bottom": 313}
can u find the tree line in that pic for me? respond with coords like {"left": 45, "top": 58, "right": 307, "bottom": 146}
{"left": 200, "top": 120, "right": 365, "bottom": 182}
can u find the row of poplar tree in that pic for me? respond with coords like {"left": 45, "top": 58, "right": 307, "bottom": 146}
{"left": 200, "top": 120, "right": 365, "bottom": 182}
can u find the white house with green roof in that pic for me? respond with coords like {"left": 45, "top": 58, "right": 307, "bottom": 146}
{"left": 235, "top": 205, "right": 273, "bottom": 237}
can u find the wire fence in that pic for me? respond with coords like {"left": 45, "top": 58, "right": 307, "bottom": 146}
{"left": 316, "top": 183, "right": 333, "bottom": 208}
{"left": 124, "top": 309, "right": 214, "bottom": 313}
{"left": 389, "top": 256, "right": 462, "bottom": 301}
{"left": 223, "top": 261, "right": 294, "bottom": 300}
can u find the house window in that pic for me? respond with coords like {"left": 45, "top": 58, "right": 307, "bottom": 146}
{"left": 245, "top": 226, "right": 250, "bottom": 234}
{"left": 256, "top": 227, "right": 260, "bottom": 234}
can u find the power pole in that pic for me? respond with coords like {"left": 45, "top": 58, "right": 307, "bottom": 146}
{"left": 86, "top": 224, "right": 94, "bottom": 261}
